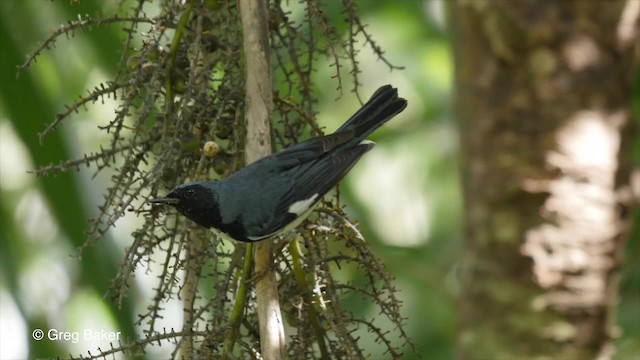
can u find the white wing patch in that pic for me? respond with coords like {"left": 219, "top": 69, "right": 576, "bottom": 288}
{"left": 246, "top": 193, "right": 321, "bottom": 241}
{"left": 288, "top": 193, "right": 319, "bottom": 216}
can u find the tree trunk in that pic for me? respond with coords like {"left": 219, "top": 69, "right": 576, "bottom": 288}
{"left": 451, "top": 1, "right": 638, "bottom": 359}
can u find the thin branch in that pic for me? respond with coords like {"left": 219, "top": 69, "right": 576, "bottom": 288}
{"left": 164, "top": 1, "right": 193, "bottom": 113}
{"left": 290, "top": 237, "right": 330, "bottom": 360}
{"left": 239, "top": 0, "right": 285, "bottom": 359}
{"left": 17, "top": 15, "right": 156, "bottom": 76}
{"left": 38, "top": 81, "right": 127, "bottom": 144}
{"left": 223, "top": 244, "right": 253, "bottom": 358}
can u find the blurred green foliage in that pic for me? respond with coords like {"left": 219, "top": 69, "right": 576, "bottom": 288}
{"left": 0, "top": 1, "right": 637, "bottom": 359}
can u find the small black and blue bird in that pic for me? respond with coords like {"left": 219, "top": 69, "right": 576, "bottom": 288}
{"left": 149, "top": 85, "right": 407, "bottom": 242}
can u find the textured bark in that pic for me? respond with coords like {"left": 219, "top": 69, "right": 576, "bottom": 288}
{"left": 239, "top": 0, "right": 285, "bottom": 359}
{"left": 452, "top": 1, "right": 638, "bottom": 359}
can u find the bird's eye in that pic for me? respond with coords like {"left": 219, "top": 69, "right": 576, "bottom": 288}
{"left": 185, "top": 189, "right": 195, "bottom": 198}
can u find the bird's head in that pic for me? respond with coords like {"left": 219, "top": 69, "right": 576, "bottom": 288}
{"left": 149, "top": 182, "right": 219, "bottom": 228}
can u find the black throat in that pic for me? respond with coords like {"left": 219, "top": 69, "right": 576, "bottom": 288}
{"left": 178, "top": 205, "right": 249, "bottom": 242}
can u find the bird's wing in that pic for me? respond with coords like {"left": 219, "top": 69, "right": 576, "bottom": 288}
{"left": 270, "top": 129, "right": 355, "bottom": 170}
{"left": 246, "top": 142, "right": 373, "bottom": 240}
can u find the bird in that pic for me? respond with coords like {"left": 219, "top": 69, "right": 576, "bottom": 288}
{"left": 149, "top": 85, "right": 407, "bottom": 242}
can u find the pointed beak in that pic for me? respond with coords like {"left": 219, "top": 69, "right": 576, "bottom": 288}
{"left": 148, "top": 197, "right": 180, "bottom": 205}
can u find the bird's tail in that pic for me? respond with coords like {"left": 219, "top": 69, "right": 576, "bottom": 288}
{"left": 336, "top": 85, "right": 407, "bottom": 143}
